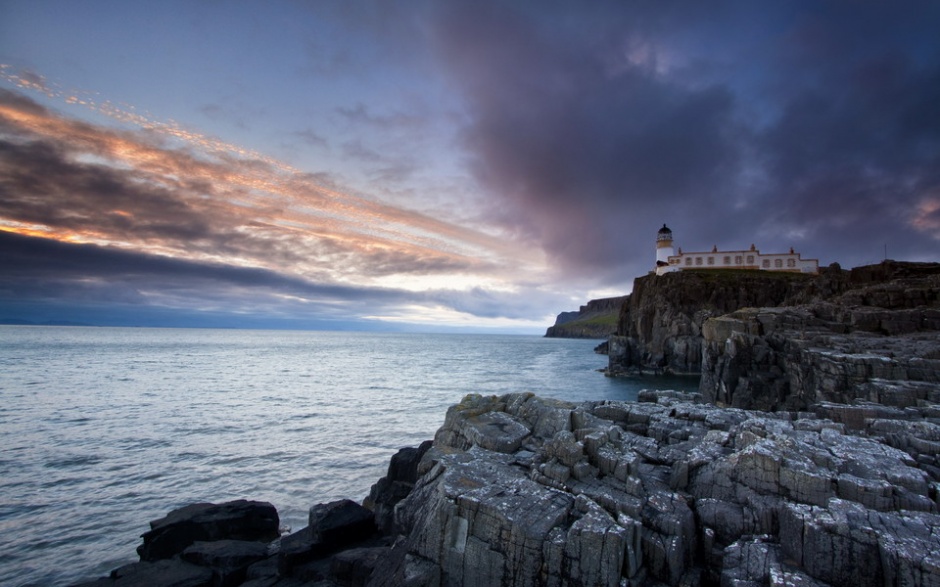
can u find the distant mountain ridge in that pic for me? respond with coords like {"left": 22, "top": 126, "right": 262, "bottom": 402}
{"left": 544, "top": 295, "right": 626, "bottom": 339}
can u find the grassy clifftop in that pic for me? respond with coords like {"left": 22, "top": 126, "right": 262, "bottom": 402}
{"left": 545, "top": 296, "right": 626, "bottom": 339}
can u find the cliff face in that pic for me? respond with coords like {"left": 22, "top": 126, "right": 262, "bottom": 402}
{"left": 608, "top": 269, "right": 821, "bottom": 375}
{"left": 545, "top": 296, "right": 625, "bottom": 339}
{"left": 608, "top": 261, "right": 940, "bottom": 379}
{"left": 700, "top": 269, "right": 940, "bottom": 411}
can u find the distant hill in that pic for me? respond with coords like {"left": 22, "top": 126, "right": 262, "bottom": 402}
{"left": 544, "top": 296, "right": 626, "bottom": 339}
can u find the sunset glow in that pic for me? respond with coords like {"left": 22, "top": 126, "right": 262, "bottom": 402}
{"left": 1, "top": 2, "right": 938, "bottom": 330}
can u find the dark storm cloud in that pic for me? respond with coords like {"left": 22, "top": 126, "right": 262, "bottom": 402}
{"left": 425, "top": 0, "right": 940, "bottom": 278}
{"left": 0, "top": 231, "right": 366, "bottom": 301}
{"left": 0, "top": 231, "right": 566, "bottom": 325}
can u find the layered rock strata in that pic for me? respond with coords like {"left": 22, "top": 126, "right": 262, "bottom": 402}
{"left": 75, "top": 391, "right": 940, "bottom": 586}
{"left": 608, "top": 269, "right": 819, "bottom": 375}
{"left": 700, "top": 279, "right": 940, "bottom": 411}
{"left": 607, "top": 261, "right": 940, "bottom": 378}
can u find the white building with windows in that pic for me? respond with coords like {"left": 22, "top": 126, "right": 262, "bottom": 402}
{"left": 654, "top": 224, "right": 818, "bottom": 276}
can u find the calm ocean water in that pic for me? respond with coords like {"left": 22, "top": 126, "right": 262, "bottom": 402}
{"left": 0, "top": 326, "right": 697, "bottom": 587}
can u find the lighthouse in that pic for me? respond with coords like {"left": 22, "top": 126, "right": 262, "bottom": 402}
{"left": 655, "top": 224, "right": 675, "bottom": 275}
{"left": 652, "top": 222, "right": 819, "bottom": 275}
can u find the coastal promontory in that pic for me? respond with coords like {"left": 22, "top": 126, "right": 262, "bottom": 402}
{"left": 544, "top": 296, "right": 625, "bottom": 339}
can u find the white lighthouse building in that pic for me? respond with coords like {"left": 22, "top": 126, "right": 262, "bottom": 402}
{"left": 655, "top": 224, "right": 675, "bottom": 269}
{"left": 654, "top": 225, "right": 818, "bottom": 276}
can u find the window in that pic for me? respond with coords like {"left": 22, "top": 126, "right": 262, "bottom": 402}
{"left": 762, "top": 259, "right": 770, "bottom": 268}
{"left": 775, "top": 259, "right": 783, "bottom": 268}
{"left": 723, "top": 256, "right": 731, "bottom": 265}
{"left": 746, "top": 255, "right": 755, "bottom": 264}
{"left": 686, "top": 257, "right": 693, "bottom": 266}
{"left": 787, "top": 259, "right": 796, "bottom": 268}
{"left": 707, "top": 257, "right": 714, "bottom": 265}
{"left": 696, "top": 257, "right": 703, "bottom": 266}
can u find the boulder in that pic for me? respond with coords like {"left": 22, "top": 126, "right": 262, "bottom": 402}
{"left": 309, "top": 499, "right": 376, "bottom": 546}
{"left": 137, "top": 500, "right": 279, "bottom": 562}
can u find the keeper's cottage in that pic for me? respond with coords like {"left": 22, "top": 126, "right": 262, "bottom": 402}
{"left": 654, "top": 224, "right": 818, "bottom": 276}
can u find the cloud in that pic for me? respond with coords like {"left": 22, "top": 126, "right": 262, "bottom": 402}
{"left": 0, "top": 91, "right": 568, "bottom": 323}
{"left": 0, "top": 88, "right": 537, "bottom": 283}
{"left": 0, "top": 231, "right": 566, "bottom": 328}
{"left": 3, "top": 1, "right": 938, "bottom": 331}
{"left": 424, "top": 1, "right": 940, "bottom": 277}
{"left": 0, "top": 86, "right": 564, "bottom": 328}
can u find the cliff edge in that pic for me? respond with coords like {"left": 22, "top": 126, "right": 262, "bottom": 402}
{"left": 607, "top": 260, "right": 939, "bottom": 378}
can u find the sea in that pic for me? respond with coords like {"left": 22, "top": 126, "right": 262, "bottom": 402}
{"left": 0, "top": 326, "right": 698, "bottom": 587}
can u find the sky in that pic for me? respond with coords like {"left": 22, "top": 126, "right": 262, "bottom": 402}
{"left": 1, "top": 1, "right": 939, "bottom": 332}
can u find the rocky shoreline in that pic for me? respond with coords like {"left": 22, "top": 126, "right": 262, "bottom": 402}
{"left": 72, "top": 260, "right": 939, "bottom": 586}
{"left": 74, "top": 388, "right": 940, "bottom": 586}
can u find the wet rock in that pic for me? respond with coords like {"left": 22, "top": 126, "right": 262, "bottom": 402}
{"left": 330, "top": 546, "right": 389, "bottom": 586}
{"left": 308, "top": 499, "right": 376, "bottom": 547}
{"left": 137, "top": 500, "right": 279, "bottom": 562}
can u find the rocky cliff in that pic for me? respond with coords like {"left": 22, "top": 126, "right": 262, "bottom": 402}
{"left": 607, "top": 269, "right": 822, "bottom": 375}
{"left": 700, "top": 269, "right": 940, "bottom": 411}
{"left": 77, "top": 390, "right": 940, "bottom": 586}
{"left": 545, "top": 296, "right": 625, "bottom": 339}
{"left": 607, "top": 261, "right": 939, "bottom": 378}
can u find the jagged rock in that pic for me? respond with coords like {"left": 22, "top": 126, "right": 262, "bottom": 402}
{"left": 780, "top": 499, "right": 940, "bottom": 587}
{"left": 74, "top": 385, "right": 940, "bottom": 587}
{"left": 365, "top": 440, "right": 434, "bottom": 534}
{"left": 699, "top": 305, "right": 940, "bottom": 411}
{"left": 137, "top": 500, "right": 279, "bottom": 562}
{"left": 374, "top": 391, "right": 940, "bottom": 587}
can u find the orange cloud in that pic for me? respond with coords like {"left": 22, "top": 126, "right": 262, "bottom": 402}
{"left": 0, "top": 82, "right": 545, "bottom": 294}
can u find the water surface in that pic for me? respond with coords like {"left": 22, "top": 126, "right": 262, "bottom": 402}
{"left": 0, "top": 327, "right": 696, "bottom": 586}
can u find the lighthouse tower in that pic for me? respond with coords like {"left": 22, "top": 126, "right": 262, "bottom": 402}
{"left": 655, "top": 224, "right": 676, "bottom": 275}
